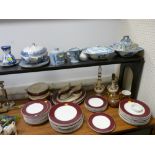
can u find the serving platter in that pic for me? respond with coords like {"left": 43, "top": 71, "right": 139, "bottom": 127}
{"left": 19, "top": 56, "right": 50, "bottom": 68}
{"left": 51, "top": 90, "right": 86, "bottom": 105}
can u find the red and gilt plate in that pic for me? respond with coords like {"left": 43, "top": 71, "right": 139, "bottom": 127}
{"left": 21, "top": 100, "right": 51, "bottom": 118}
{"left": 84, "top": 95, "right": 108, "bottom": 112}
{"left": 119, "top": 99, "right": 151, "bottom": 118}
{"left": 88, "top": 113, "right": 115, "bottom": 133}
{"left": 48, "top": 102, "right": 83, "bottom": 127}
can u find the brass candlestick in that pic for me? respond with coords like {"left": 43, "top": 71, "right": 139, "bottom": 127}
{"left": 0, "top": 81, "right": 15, "bottom": 109}
{"left": 107, "top": 73, "right": 120, "bottom": 108}
{"left": 94, "top": 66, "right": 105, "bottom": 94}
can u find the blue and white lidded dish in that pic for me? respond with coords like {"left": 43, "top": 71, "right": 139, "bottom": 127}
{"left": 111, "top": 36, "right": 144, "bottom": 57}
{"left": 1, "top": 46, "right": 17, "bottom": 65}
{"left": 21, "top": 43, "right": 48, "bottom": 64}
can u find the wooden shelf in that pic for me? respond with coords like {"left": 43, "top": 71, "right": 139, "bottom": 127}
{"left": 0, "top": 54, "right": 148, "bottom": 134}
{"left": 5, "top": 98, "right": 155, "bottom": 135}
{"left": 0, "top": 55, "right": 144, "bottom": 75}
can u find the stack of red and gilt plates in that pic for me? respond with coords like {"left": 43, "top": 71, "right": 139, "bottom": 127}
{"left": 84, "top": 95, "right": 108, "bottom": 112}
{"left": 119, "top": 99, "right": 151, "bottom": 126}
{"left": 21, "top": 100, "right": 52, "bottom": 125}
{"left": 48, "top": 102, "right": 84, "bottom": 133}
{"left": 88, "top": 113, "right": 116, "bottom": 134}
{"left": 27, "top": 83, "right": 49, "bottom": 100}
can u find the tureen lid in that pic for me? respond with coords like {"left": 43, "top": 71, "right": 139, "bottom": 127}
{"left": 68, "top": 47, "right": 81, "bottom": 52}
{"left": 22, "top": 43, "right": 47, "bottom": 55}
{"left": 120, "top": 36, "right": 132, "bottom": 46}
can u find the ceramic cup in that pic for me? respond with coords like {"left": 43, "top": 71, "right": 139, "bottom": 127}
{"left": 67, "top": 48, "right": 81, "bottom": 63}
{"left": 120, "top": 90, "right": 131, "bottom": 100}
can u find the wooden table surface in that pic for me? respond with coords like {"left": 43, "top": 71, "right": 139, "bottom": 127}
{"left": 4, "top": 98, "right": 155, "bottom": 135}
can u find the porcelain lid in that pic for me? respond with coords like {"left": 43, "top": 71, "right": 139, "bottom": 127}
{"left": 22, "top": 43, "right": 47, "bottom": 55}
{"left": 1, "top": 45, "right": 11, "bottom": 50}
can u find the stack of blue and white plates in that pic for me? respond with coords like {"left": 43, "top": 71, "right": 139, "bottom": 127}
{"left": 48, "top": 102, "right": 84, "bottom": 133}
{"left": 119, "top": 99, "right": 151, "bottom": 126}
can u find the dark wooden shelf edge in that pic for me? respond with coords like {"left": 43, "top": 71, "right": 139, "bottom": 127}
{"left": 0, "top": 56, "right": 144, "bottom": 75}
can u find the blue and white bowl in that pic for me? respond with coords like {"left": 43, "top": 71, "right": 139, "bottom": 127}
{"left": 84, "top": 46, "right": 115, "bottom": 60}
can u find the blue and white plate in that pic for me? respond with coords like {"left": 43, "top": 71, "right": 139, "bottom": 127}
{"left": 0, "top": 60, "right": 20, "bottom": 67}
{"left": 19, "top": 56, "right": 50, "bottom": 68}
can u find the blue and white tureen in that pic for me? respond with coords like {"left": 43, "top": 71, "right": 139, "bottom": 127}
{"left": 21, "top": 43, "right": 48, "bottom": 64}
{"left": 111, "top": 36, "right": 144, "bottom": 57}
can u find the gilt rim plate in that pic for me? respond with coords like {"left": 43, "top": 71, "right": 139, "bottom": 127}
{"left": 21, "top": 100, "right": 51, "bottom": 117}
{"left": 48, "top": 102, "right": 82, "bottom": 126}
{"left": 119, "top": 99, "right": 151, "bottom": 118}
{"left": 88, "top": 113, "right": 115, "bottom": 133}
{"left": 85, "top": 95, "right": 108, "bottom": 109}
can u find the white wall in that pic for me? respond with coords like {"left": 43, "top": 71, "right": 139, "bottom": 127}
{"left": 0, "top": 19, "right": 126, "bottom": 88}
{"left": 123, "top": 19, "right": 155, "bottom": 116}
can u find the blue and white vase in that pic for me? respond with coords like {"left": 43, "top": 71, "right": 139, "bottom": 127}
{"left": 1, "top": 46, "right": 16, "bottom": 66}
